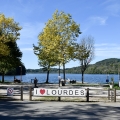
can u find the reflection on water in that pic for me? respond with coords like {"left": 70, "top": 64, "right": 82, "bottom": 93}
{"left": 0, "top": 73, "right": 119, "bottom": 84}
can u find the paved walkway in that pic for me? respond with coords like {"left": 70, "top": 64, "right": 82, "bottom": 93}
{"left": 0, "top": 101, "right": 120, "bottom": 120}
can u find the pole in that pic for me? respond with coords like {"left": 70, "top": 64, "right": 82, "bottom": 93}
{"left": 19, "top": 66, "right": 22, "bottom": 81}
{"left": 108, "top": 88, "right": 110, "bottom": 100}
{"left": 59, "top": 77, "right": 60, "bottom": 87}
{"left": 29, "top": 86, "right": 32, "bottom": 101}
{"left": 114, "top": 88, "right": 116, "bottom": 102}
{"left": 86, "top": 88, "right": 89, "bottom": 102}
{"left": 58, "top": 76, "right": 61, "bottom": 101}
{"left": 20, "top": 86, "right": 23, "bottom": 101}
{"left": 21, "top": 66, "right": 22, "bottom": 81}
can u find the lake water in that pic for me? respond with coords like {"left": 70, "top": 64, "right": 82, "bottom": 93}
{"left": 0, "top": 73, "right": 120, "bottom": 84}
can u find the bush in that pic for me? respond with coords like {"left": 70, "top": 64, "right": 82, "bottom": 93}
{"left": 114, "top": 83, "right": 120, "bottom": 90}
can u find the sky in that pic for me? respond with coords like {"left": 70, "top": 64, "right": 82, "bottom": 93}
{"left": 0, "top": 0, "right": 120, "bottom": 69}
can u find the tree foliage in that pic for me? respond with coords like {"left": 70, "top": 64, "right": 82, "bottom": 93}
{"left": 0, "top": 14, "right": 22, "bottom": 82}
{"left": 0, "top": 41, "right": 23, "bottom": 82}
{"left": 34, "top": 10, "right": 81, "bottom": 82}
{"left": 33, "top": 44, "right": 57, "bottom": 83}
{"left": 0, "top": 14, "right": 21, "bottom": 57}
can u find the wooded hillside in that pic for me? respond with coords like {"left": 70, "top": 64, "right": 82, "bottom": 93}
{"left": 26, "top": 58, "right": 120, "bottom": 74}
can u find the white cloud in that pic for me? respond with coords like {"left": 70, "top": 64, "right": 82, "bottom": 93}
{"left": 21, "top": 47, "right": 33, "bottom": 51}
{"left": 20, "top": 22, "right": 44, "bottom": 39}
{"left": 101, "top": 0, "right": 115, "bottom": 6}
{"left": 19, "top": 22, "right": 44, "bottom": 45}
{"left": 89, "top": 16, "right": 108, "bottom": 25}
{"left": 95, "top": 43, "right": 120, "bottom": 57}
{"left": 106, "top": 4, "right": 120, "bottom": 16}
{"left": 95, "top": 51, "right": 120, "bottom": 57}
{"left": 16, "top": 0, "right": 44, "bottom": 15}
{"left": 81, "top": 27, "right": 89, "bottom": 33}
{"left": 80, "top": 16, "right": 108, "bottom": 34}
{"left": 95, "top": 43, "right": 118, "bottom": 47}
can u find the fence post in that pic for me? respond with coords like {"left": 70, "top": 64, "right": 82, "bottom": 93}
{"left": 86, "top": 88, "right": 89, "bottom": 102}
{"left": 111, "top": 90, "right": 114, "bottom": 102}
{"left": 58, "top": 97, "right": 61, "bottom": 101}
{"left": 108, "top": 88, "right": 110, "bottom": 100}
{"left": 114, "top": 88, "right": 116, "bottom": 102}
{"left": 20, "top": 86, "right": 23, "bottom": 101}
{"left": 29, "top": 86, "right": 32, "bottom": 101}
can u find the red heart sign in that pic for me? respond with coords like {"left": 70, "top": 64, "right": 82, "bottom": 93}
{"left": 40, "top": 89, "right": 45, "bottom": 95}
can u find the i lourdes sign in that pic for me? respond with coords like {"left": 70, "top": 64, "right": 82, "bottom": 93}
{"left": 34, "top": 88, "right": 86, "bottom": 96}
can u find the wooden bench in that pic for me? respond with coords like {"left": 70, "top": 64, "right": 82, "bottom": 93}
{"left": 14, "top": 79, "right": 21, "bottom": 83}
{"left": 70, "top": 80, "right": 76, "bottom": 84}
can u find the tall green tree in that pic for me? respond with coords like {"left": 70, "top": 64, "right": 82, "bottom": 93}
{"left": 0, "top": 41, "right": 22, "bottom": 82}
{"left": 0, "top": 14, "right": 22, "bottom": 82}
{"left": 33, "top": 44, "right": 57, "bottom": 83}
{"left": 75, "top": 36, "right": 94, "bottom": 84}
{"left": 35, "top": 10, "right": 81, "bottom": 81}
{"left": 0, "top": 14, "right": 21, "bottom": 57}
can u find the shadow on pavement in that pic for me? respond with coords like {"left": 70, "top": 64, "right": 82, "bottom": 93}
{"left": 0, "top": 101, "right": 120, "bottom": 120}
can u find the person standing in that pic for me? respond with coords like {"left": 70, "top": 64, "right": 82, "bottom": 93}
{"left": 34, "top": 77, "right": 38, "bottom": 88}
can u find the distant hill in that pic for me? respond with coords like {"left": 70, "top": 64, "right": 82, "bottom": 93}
{"left": 85, "top": 58, "right": 120, "bottom": 74}
{"left": 26, "top": 58, "right": 120, "bottom": 74}
{"left": 95, "top": 58, "right": 120, "bottom": 66}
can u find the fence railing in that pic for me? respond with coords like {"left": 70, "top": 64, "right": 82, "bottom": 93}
{"left": 0, "top": 85, "right": 120, "bottom": 102}
{"left": 0, "top": 85, "right": 32, "bottom": 101}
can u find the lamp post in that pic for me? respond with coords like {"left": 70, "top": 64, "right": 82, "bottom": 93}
{"left": 19, "top": 66, "right": 22, "bottom": 81}
{"left": 58, "top": 76, "right": 61, "bottom": 101}
{"left": 58, "top": 76, "right": 61, "bottom": 87}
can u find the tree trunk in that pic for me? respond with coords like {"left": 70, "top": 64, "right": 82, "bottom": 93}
{"left": 81, "top": 71, "right": 84, "bottom": 84}
{"left": 63, "top": 63, "right": 65, "bottom": 80}
{"left": 2, "top": 72, "right": 5, "bottom": 83}
{"left": 59, "top": 62, "right": 60, "bottom": 76}
{"left": 81, "top": 60, "right": 84, "bottom": 84}
{"left": 58, "top": 62, "right": 61, "bottom": 86}
{"left": 46, "top": 69, "right": 50, "bottom": 83}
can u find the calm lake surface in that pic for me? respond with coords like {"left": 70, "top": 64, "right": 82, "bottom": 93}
{"left": 0, "top": 73, "right": 120, "bottom": 84}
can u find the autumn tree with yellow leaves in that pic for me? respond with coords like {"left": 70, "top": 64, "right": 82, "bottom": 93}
{"left": 33, "top": 10, "right": 81, "bottom": 83}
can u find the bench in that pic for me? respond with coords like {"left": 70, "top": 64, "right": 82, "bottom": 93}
{"left": 70, "top": 80, "right": 76, "bottom": 84}
{"left": 14, "top": 79, "right": 21, "bottom": 83}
